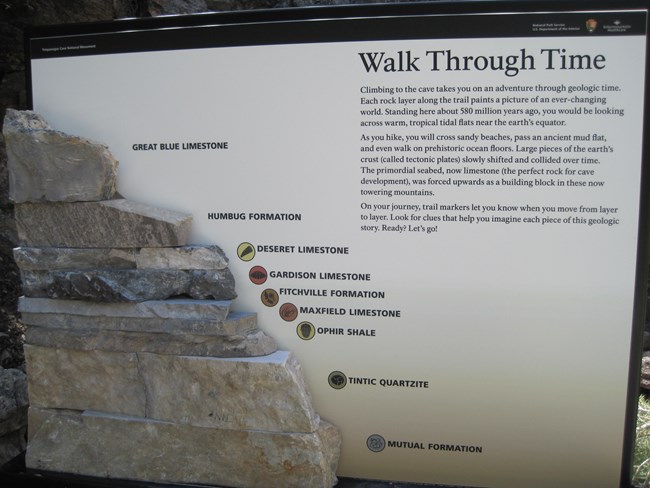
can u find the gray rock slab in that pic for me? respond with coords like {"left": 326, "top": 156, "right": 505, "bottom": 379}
{"left": 15, "top": 199, "right": 192, "bottom": 248}
{"left": 18, "top": 297, "right": 246, "bottom": 335}
{"left": 0, "top": 426, "right": 27, "bottom": 468}
{"left": 13, "top": 245, "right": 229, "bottom": 271}
{"left": 25, "top": 346, "right": 317, "bottom": 433}
{"left": 25, "top": 326, "right": 277, "bottom": 358}
{"left": 27, "top": 407, "right": 341, "bottom": 488}
{"left": 13, "top": 246, "right": 137, "bottom": 270}
{"left": 136, "top": 245, "right": 229, "bottom": 270}
{"left": 24, "top": 344, "right": 146, "bottom": 417}
{"left": 0, "top": 368, "right": 28, "bottom": 436}
{"left": 3, "top": 109, "right": 118, "bottom": 203}
{"left": 188, "top": 270, "right": 237, "bottom": 300}
{"left": 20, "top": 268, "right": 236, "bottom": 302}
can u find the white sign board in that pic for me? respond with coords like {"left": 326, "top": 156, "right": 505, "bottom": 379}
{"left": 27, "top": 3, "right": 649, "bottom": 487}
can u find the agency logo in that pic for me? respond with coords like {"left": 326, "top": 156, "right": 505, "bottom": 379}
{"left": 585, "top": 18, "right": 598, "bottom": 33}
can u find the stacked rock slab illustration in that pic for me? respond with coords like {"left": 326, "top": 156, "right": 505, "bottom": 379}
{"left": 4, "top": 109, "right": 340, "bottom": 488}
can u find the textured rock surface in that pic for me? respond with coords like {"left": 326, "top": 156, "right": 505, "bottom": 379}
{"left": 24, "top": 345, "right": 146, "bottom": 417}
{"left": 146, "top": 0, "right": 209, "bottom": 16}
{"left": 642, "top": 351, "right": 650, "bottom": 390}
{"left": 18, "top": 297, "right": 242, "bottom": 335}
{"left": 3, "top": 109, "right": 118, "bottom": 203}
{"left": 25, "top": 346, "right": 316, "bottom": 432}
{"left": 14, "top": 245, "right": 229, "bottom": 271}
{"left": 0, "top": 426, "right": 27, "bottom": 467}
{"left": 21, "top": 268, "right": 236, "bottom": 302}
{"left": 27, "top": 407, "right": 340, "bottom": 488}
{"left": 4, "top": 5, "right": 345, "bottom": 483}
{"left": 135, "top": 245, "right": 229, "bottom": 270}
{"left": 13, "top": 246, "right": 137, "bottom": 270}
{"left": 25, "top": 327, "right": 277, "bottom": 357}
{"left": 15, "top": 199, "right": 192, "bottom": 248}
{"left": 138, "top": 350, "right": 317, "bottom": 432}
{"left": 0, "top": 367, "right": 28, "bottom": 436}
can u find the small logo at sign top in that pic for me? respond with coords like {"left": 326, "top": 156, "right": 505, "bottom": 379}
{"left": 328, "top": 371, "right": 347, "bottom": 389}
{"left": 367, "top": 434, "right": 386, "bottom": 453}
{"left": 586, "top": 18, "right": 598, "bottom": 32}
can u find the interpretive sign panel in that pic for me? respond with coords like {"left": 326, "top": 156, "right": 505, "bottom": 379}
{"left": 26, "top": 2, "right": 649, "bottom": 487}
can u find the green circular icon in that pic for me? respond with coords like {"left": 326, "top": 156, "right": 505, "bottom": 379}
{"left": 237, "top": 242, "right": 255, "bottom": 261}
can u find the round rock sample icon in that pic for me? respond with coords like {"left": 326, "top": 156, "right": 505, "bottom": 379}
{"left": 279, "top": 302, "right": 298, "bottom": 322}
{"left": 367, "top": 434, "right": 386, "bottom": 453}
{"left": 237, "top": 242, "right": 255, "bottom": 261}
{"left": 248, "top": 265, "right": 267, "bottom": 284}
{"left": 296, "top": 321, "right": 316, "bottom": 340}
{"left": 328, "top": 371, "right": 347, "bottom": 390}
{"left": 261, "top": 288, "right": 279, "bottom": 307}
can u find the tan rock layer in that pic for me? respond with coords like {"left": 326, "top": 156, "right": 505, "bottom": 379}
{"left": 27, "top": 407, "right": 340, "bottom": 488}
{"left": 25, "top": 326, "right": 277, "bottom": 358}
{"left": 25, "top": 346, "right": 317, "bottom": 433}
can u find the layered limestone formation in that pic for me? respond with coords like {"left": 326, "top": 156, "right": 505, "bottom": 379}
{"left": 4, "top": 109, "right": 340, "bottom": 487}
{"left": 3, "top": 110, "right": 118, "bottom": 203}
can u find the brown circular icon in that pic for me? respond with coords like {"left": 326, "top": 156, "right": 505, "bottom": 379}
{"left": 249, "top": 266, "right": 268, "bottom": 285}
{"left": 261, "top": 289, "right": 279, "bottom": 307}
{"left": 279, "top": 303, "right": 298, "bottom": 322}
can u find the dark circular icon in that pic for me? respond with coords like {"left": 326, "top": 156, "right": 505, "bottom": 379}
{"left": 261, "top": 289, "right": 279, "bottom": 307}
{"left": 367, "top": 434, "right": 386, "bottom": 453}
{"left": 237, "top": 242, "right": 255, "bottom": 262}
{"left": 296, "top": 321, "right": 315, "bottom": 340}
{"left": 328, "top": 371, "right": 347, "bottom": 390}
{"left": 279, "top": 303, "right": 298, "bottom": 322}
{"left": 249, "top": 265, "right": 267, "bottom": 285}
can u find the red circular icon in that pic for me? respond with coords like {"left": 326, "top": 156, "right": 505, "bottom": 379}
{"left": 249, "top": 266, "right": 268, "bottom": 285}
